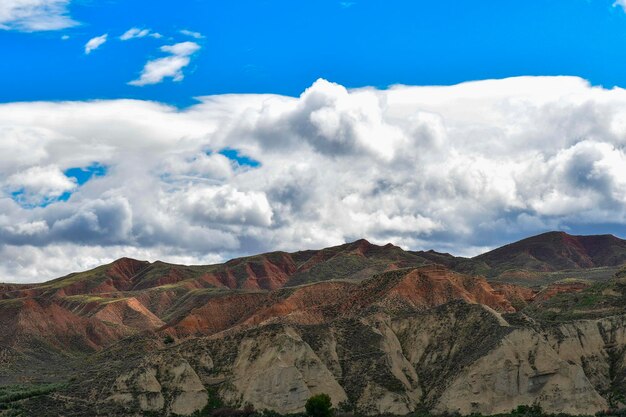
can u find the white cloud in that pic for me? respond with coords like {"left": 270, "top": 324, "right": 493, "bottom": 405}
{"left": 3, "top": 76, "right": 626, "bottom": 282}
{"left": 5, "top": 165, "right": 76, "bottom": 205}
{"left": 180, "top": 29, "right": 203, "bottom": 39}
{"left": 175, "top": 185, "right": 274, "bottom": 227}
{"left": 84, "top": 33, "right": 107, "bottom": 54}
{"left": 120, "top": 27, "right": 161, "bottom": 41}
{"left": 0, "top": 0, "right": 77, "bottom": 32}
{"left": 614, "top": 0, "right": 626, "bottom": 12}
{"left": 129, "top": 41, "right": 200, "bottom": 86}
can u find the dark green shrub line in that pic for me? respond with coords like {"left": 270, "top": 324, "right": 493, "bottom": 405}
{"left": 177, "top": 397, "right": 626, "bottom": 417}
{"left": 0, "top": 383, "right": 64, "bottom": 405}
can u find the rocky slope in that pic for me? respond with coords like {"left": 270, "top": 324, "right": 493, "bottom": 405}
{"left": 2, "top": 233, "right": 626, "bottom": 416}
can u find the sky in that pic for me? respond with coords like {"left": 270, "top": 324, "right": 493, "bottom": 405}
{"left": 3, "top": 1, "right": 626, "bottom": 282}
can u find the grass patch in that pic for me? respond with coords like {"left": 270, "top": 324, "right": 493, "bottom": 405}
{"left": 524, "top": 280, "right": 626, "bottom": 322}
{"left": 0, "top": 383, "right": 64, "bottom": 405}
{"left": 62, "top": 295, "right": 130, "bottom": 305}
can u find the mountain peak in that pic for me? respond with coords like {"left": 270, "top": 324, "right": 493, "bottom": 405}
{"left": 349, "top": 238, "right": 373, "bottom": 246}
{"left": 475, "top": 231, "right": 626, "bottom": 275}
{"left": 107, "top": 258, "right": 151, "bottom": 281}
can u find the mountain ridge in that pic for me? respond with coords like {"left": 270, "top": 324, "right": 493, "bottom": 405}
{"left": 5, "top": 230, "right": 625, "bottom": 288}
{"left": 3, "top": 231, "right": 626, "bottom": 416}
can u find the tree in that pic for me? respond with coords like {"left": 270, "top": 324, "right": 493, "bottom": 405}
{"left": 511, "top": 404, "right": 544, "bottom": 417}
{"left": 305, "top": 394, "right": 333, "bottom": 417}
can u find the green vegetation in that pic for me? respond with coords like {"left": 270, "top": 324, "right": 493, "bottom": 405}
{"left": 491, "top": 266, "right": 620, "bottom": 286}
{"left": 62, "top": 294, "right": 130, "bottom": 305}
{"left": 186, "top": 387, "right": 225, "bottom": 416}
{"left": 524, "top": 280, "right": 626, "bottom": 322}
{"left": 0, "top": 383, "right": 64, "bottom": 404}
{"left": 135, "top": 403, "right": 626, "bottom": 417}
{"left": 305, "top": 394, "right": 333, "bottom": 417}
{"left": 0, "top": 383, "right": 64, "bottom": 416}
{"left": 38, "top": 264, "right": 111, "bottom": 292}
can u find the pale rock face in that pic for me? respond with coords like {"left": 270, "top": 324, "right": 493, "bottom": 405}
{"left": 310, "top": 332, "right": 342, "bottom": 379}
{"left": 139, "top": 393, "right": 166, "bottom": 413}
{"left": 434, "top": 328, "right": 607, "bottom": 415}
{"left": 102, "top": 304, "right": 626, "bottom": 416}
{"left": 358, "top": 316, "right": 421, "bottom": 413}
{"left": 171, "top": 391, "right": 208, "bottom": 416}
{"left": 224, "top": 327, "right": 348, "bottom": 413}
{"left": 546, "top": 316, "right": 626, "bottom": 396}
{"left": 108, "top": 358, "right": 207, "bottom": 415}
{"left": 108, "top": 367, "right": 165, "bottom": 411}
{"left": 162, "top": 361, "right": 208, "bottom": 415}
{"left": 368, "top": 316, "right": 420, "bottom": 392}
{"left": 357, "top": 383, "right": 417, "bottom": 415}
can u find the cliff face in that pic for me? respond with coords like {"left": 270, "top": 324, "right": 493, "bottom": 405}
{"left": 93, "top": 302, "right": 621, "bottom": 416}
{"left": 435, "top": 328, "right": 606, "bottom": 415}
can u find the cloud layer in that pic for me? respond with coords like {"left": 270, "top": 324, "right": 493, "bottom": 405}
{"left": 0, "top": 0, "right": 77, "bottom": 31}
{"left": 2, "top": 76, "right": 626, "bottom": 282}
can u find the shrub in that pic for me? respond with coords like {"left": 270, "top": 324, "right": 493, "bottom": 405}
{"left": 305, "top": 394, "right": 333, "bottom": 417}
{"left": 337, "top": 400, "right": 353, "bottom": 413}
{"left": 511, "top": 404, "right": 544, "bottom": 417}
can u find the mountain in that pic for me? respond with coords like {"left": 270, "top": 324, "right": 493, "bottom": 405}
{"left": 475, "top": 231, "right": 626, "bottom": 279}
{"left": 2, "top": 232, "right": 626, "bottom": 416}
{"left": 409, "top": 231, "right": 626, "bottom": 283}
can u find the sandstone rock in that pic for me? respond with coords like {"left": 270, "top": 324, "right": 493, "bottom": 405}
{"left": 108, "top": 367, "right": 165, "bottom": 412}
{"left": 161, "top": 361, "right": 208, "bottom": 415}
{"left": 107, "top": 358, "right": 207, "bottom": 415}
{"left": 225, "top": 328, "right": 347, "bottom": 413}
{"left": 434, "top": 328, "right": 607, "bottom": 415}
{"left": 223, "top": 327, "right": 347, "bottom": 413}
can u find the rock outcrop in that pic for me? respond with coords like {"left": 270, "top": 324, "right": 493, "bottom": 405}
{"left": 108, "top": 356, "right": 208, "bottom": 415}
{"left": 93, "top": 302, "right": 626, "bottom": 416}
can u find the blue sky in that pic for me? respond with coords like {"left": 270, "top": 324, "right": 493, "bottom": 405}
{"left": 4, "top": 0, "right": 626, "bottom": 105}
{"left": 5, "top": 0, "right": 626, "bottom": 282}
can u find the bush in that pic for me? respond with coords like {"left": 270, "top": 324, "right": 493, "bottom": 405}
{"left": 260, "top": 409, "right": 283, "bottom": 417}
{"left": 337, "top": 400, "right": 353, "bottom": 413}
{"left": 305, "top": 394, "right": 333, "bottom": 417}
{"left": 511, "top": 404, "right": 544, "bottom": 417}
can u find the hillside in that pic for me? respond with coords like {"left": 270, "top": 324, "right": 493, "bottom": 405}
{"left": 475, "top": 231, "right": 626, "bottom": 278}
{"left": 2, "top": 232, "right": 626, "bottom": 416}
{"left": 412, "top": 231, "right": 626, "bottom": 284}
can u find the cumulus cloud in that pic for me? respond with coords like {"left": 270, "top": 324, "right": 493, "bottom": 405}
{"left": 175, "top": 185, "right": 273, "bottom": 227}
{"left": 5, "top": 165, "right": 76, "bottom": 205}
{"left": 84, "top": 33, "right": 107, "bottom": 54}
{"left": 2, "top": 76, "right": 626, "bottom": 282}
{"left": 120, "top": 27, "right": 161, "bottom": 40}
{"left": 0, "top": 0, "right": 77, "bottom": 32}
{"left": 129, "top": 41, "right": 200, "bottom": 86}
